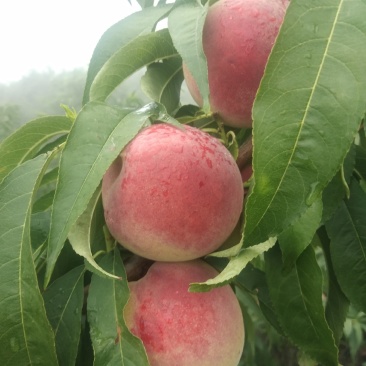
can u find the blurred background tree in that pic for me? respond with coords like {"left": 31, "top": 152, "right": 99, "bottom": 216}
{"left": 0, "top": 68, "right": 148, "bottom": 141}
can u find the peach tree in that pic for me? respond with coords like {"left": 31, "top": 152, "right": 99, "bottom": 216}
{"left": 0, "top": 0, "right": 366, "bottom": 365}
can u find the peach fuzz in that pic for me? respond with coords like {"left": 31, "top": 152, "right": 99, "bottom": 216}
{"left": 184, "top": 0, "right": 289, "bottom": 128}
{"left": 124, "top": 260, "right": 245, "bottom": 366}
{"left": 102, "top": 123, "right": 243, "bottom": 261}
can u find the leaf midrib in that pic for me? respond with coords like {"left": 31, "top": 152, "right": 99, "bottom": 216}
{"left": 250, "top": 1, "right": 344, "bottom": 240}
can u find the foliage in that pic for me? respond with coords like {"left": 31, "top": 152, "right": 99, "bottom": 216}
{"left": 1, "top": 0, "right": 366, "bottom": 365}
{"left": 0, "top": 69, "right": 149, "bottom": 141}
{"left": 0, "top": 104, "right": 21, "bottom": 141}
{"left": 0, "top": 69, "right": 86, "bottom": 131}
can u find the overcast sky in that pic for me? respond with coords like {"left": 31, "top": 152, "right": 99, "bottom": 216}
{"left": 0, "top": 0, "right": 141, "bottom": 84}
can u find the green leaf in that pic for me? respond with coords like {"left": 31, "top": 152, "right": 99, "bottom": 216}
{"left": 88, "top": 187, "right": 109, "bottom": 256}
{"left": 0, "top": 155, "right": 58, "bottom": 365}
{"left": 257, "top": 281, "right": 285, "bottom": 337}
{"left": 141, "top": 57, "right": 184, "bottom": 114}
{"left": 33, "top": 190, "right": 56, "bottom": 213}
{"left": 36, "top": 134, "right": 68, "bottom": 157}
{"left": 227, "top": 131, "right": 239, "bottom": 161}
{"left": 318, "top": 227, "right": 350, "bottom": 345}
{"left": 210, "top": 240, "right": 242, "bottom": 259}
{"left": 68, "top": 187, "right": 121, "bottom": 280}
{"left": 32, "top": 167, "right": 60, "bottom": 213}
{"left": 60, "top": 104, "right": 78, "bottom": 122}
{"left": 75, "top": 321, "right": 94, "bottom": 366}
{"left": 234, "top": 263, "right": 284, "bottom": 336}
{"left": 49, "top": 241, "right": 84, "bottom": 286}
{"left": 89, "top": 29, "right": 178, "bottom": 102}
{"left": 168, "top": 1, "right": 210, "bottom": 111}
{"left": 236, "top": 291, "right": 256, "bottom": 365}
{"left": 355, "top": 144, "right": 366, "bottom": 180}
{"left": 31, "top": 209, "right": 51, "bottom": 252}
{"left": 265, "top": 245, "right": 338, "bottom": 366}
{"left": 278, "top": 198, "right": 323, "bottom": 271}
{"left": 136, "top": 0, "right": 154, "bottom": 8}
{"left": 39, "top": 166, "right": 59, "bottom": 187}
{"left": 326, "top": 179, "right": 366, "bottom": 313}
{"left": 207, "top": 217, "right": 244, "bottom": 258}
{"left": 322, "top": 145, "right": 356, "bottom": 223}
{"left": 83, "top": 4, "right": 173, "bottom": 104}
{"left": 0, "top": 115, "right": 71, "bottom": 182}
{"left": 87, "top": 250, "right": 149, "bottom": 366}
{"left": 244, "top": 0, "right": 366, "bottom": 247}
{"left": 46, "top": 101, "right": 157, "bottom": 286}
{"left": 43, "top": 266, "right": 85, "bottom": 366}
{"left": 189, "top": 237, "right": 276, "bottom": 292}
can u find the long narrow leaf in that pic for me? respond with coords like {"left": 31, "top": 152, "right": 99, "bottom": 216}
{"left": 189, "top": 238, "right": 276, "bottom": 292}
{"left": 278, "top": 198, "right": 323, "bottom": 271}
{"left": 355, "top": 144, "right": 366, "bottom": 180}
{"left": 318, "top": 228, "right": 350, "bottom": 345}
{"left": 326, "top": 179, "right": 366, "bottom": 312}
{"left": 141, "top": 57, "right": 184, "bottom": 114}
{"left": 87, "top": 250, "right": 149, "bottom": 365}
{"left": 43, "top": 266, "right": 85, "bottom": 366}
{"left": 244, "top": 0, "right": 366, "bottom": 247}
{"left": 168, "top": 1, "right": 210, "bottom": 111}
{"left": 0, "top": 115, "right": 71, "bottom": 181}
{"left": 46, "top": 102, "right": 162, "bottom": 286}
{"left": 322, "top": 145, "right": 356, "bottom": 223}
{"left": 89, "top": 29, "right": 178, "bottom": 102}
{"left": 83, "top": 5, "right": 173, "bottom": 104}
{"left": 265, "top": 245, "right": 338, "bottom": 366}
{"left": 68, "top": 188, "right": 121, "bottom": 280}
{"left": 0, "top": 155, "right": 58, "bottom": 365}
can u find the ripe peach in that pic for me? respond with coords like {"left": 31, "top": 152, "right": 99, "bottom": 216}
{"left": 124, "top": 260, "right": 245, "bottom": 366}
{"left": 184, "top": 0, "right": 289, "bottom": 128}
{"left": 102, "top": 123, "right": 243, "bottom": 261}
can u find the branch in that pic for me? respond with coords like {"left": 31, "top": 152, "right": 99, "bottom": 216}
{"left": 236, "top": 136, "right": 253, "bottom": 171}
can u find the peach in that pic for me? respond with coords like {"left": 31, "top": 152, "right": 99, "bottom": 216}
{"left": 102, "top": 123, "right": 243, "bottom": 261}
{"left": 184, "top": 0, "right": 289, "bottom": 128}
{"left": 124, "top": 260, "right": 245, "bottom": 366}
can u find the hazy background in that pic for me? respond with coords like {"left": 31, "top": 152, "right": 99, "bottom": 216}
{"left": 0, "top": 0, "right": 141, "bottom": 84}
{"left": 0, "top": 0, "right": 148, "bottom": 140}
